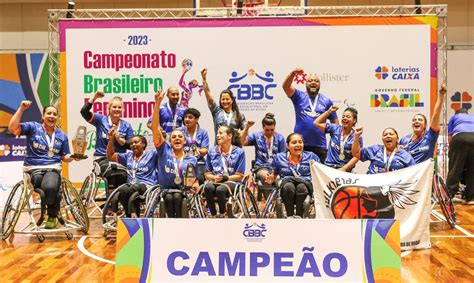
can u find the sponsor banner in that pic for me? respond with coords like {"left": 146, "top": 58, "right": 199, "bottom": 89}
{"left": 447, "top": 50, "right": 474, "bottom": 117}
{"left": 116, "top": 218, "right": 400, "bottom": 282}
{"left": 0, "top": 53, "right": 51, "bottom": 138}
{"left": 311, "top": 160, "right": 433, "bottom": 251}
{"left": 61, "top": 17, "right": 435, "bottom": 181}
{"left": 0, "top": 138, "right": 26, "bottom": 162}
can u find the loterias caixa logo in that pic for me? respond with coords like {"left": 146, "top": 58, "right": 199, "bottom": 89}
{"left": 375, "top": 65, "right": 420, "bottom": 80}
{"left": 325, "top": 178, "right": 419, "bottom": 219}
{"left": 450, "top": 90, "right": 472, "bottom": 111}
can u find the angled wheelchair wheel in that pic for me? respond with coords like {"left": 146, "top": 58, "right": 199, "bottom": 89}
{"left": 189, "top": 193, "right": 206, "bottom": 218}
{"left": 181, "top": 198, "right": 189, "bottom": 218}
{"left": 144, "top": 188, "right": 160, "bottom": 218}
{"left": 433, "top": 175, "right": 456, "bottom": 228}
{"left": 102, "top": 185, "right": 125, "bottom": 231}
{"left": 242, "top": 187, "right": 260, "bottom": 218}
{"left": 79, "top": 174, "right": 95, "bottom": 206}
{"left": 1, "top": 181, "right": 27, "bottom": 240}
{"left": 62, "top": 179, "right": 90, "bottom": 233}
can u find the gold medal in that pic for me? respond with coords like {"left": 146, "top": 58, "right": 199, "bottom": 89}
{"left": 47, "top": 150, "right": 54, "bottom": 158}
{"left": 309, "top": 111, "right": 317, "bottom": 117}
{"left": 339, "top": 153, "right": 345, "bottom": 160}
{"left": 174, "top": 175, "right": 182, "bottom": 185}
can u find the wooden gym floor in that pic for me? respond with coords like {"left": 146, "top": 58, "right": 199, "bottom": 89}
{"left": 0, "top": 204, "right": 473, "bottom": 282}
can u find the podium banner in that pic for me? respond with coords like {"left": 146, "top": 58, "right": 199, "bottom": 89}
{"left": 310, "top": 160, "right": 433, "bottom": 251}
{"left": 116, "top": 218, "right": 400, "bottom": 282}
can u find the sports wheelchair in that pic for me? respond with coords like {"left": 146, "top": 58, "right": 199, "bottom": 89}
{"left": 79, "top": 158, "right": 127, "bottom": 218}
{"left": 143, "top": 163, "right": 206, "bottom": 219}
{"left": 260, "top": 178, "right": 314, "bottom": 219}
{"left": 1, "top": 169, "right": 89, "bottom": 242}
{"left": 101, "top": 183, "right": 159, "bottom": 236}
{"left": 200, "top": 175, "right": 260, "bottom": 218}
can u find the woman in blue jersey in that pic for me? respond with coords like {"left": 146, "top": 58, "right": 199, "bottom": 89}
{"left": 80, "top": 91, "right": 134, "bottom": 191}
{"left": 9, "top": 101, "right": 79, "bottom": 228}
{"left": 204, "top": 125, "right": 246, "bottom": 218}
{"left": 314, "top": 106, "right": 362, "bottom": 171}
{"left": 241, "top": 113, "right": 286, "bottom": 189}
{"left": 152, "top": 91, "right": 199, "bottom": 218}
{"left": 266, "top": 133, "right": 320, "bottom": 218}
{"left": 399, "top": 84, "right": 446, "bottom": 163}
{"left": 352, "top": 127, "right": 415, "bottom": 174}
{"left": 106, "top": 134, "right": 157, "bottom": 218}
{"left": 178, "top": 108, "right": 210, "bottom": 183}
{"left": 201, "top": 68, "right": 246, "bottom": 145}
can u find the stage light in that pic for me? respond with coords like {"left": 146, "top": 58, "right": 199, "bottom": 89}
{"left": 67, "top": 1, "right": 75, "bottom": 18}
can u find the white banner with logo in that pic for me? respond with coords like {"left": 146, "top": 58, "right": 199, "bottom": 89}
{"left": 310, "top": 160, "right": 433, "bottom": 251}
{"left": 60, "top": 17, "right": 435, "bottom": 182}
{"left": 116, "top": 218, "right": 401, "bottom": 282}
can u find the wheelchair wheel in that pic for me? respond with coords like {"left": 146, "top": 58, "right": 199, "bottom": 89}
{"left": 181, "top": 198, "right": 189, "bottom": 218}
{"left": 433, "top": 175, "right": 456, "bottom": 228}
{"left": 144, "top": 188, "right": 160, "bottom": 218}
{"left": 62, "top": 179, "right": 90, "bottom": 233}
{"left": 1, "top": 181, "right": 27, "bottom": 240}
{"left": 242, "top": 187, "right": 260, "bottom": 218}
{"left": 102, "top": 185, "right": 125, "bottom": 231}
{"left": 189, "top": 193, "right": 206, "bottom": 218}
{"left": 275, "top": 196, "right": 283, "bottom": 218}
{"left": 79, "top": 173, "right": 95, "bottom": 206}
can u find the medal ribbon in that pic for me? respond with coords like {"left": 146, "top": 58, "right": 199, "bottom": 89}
{"left": 339, "top": 129, "right": 352, "bottom": 158}
{"left": 383, "top": 147, "right": 398, "bottom": 172}
{"left": 131, "top": 154, "right": 144, "bottom": 183}
{"left": 287, "top": 152, "right": 302, "bottom": 177}
{"left": 265, "top": 135, "right": 274, "bottom": 160}
{"left": 308, "top": 94, "right": 320, "bottom": 115}
{"left": 223, "top": 111, "right": 233, "bottom": 126}
{"left": 173, "top": 154, "right": 184, "bottom": 178}
{"left": 220, "top": 145, "right": 233, "bottom": 174}
{"left": 166, "top": 103, "right": 179, "bottom": 129}
{"left": 43, "top": 125, "right": 56, "bottom": 154}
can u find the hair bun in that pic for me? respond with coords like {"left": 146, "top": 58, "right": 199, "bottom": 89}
{"left": 265, "top": 113, "right": 275, "bottom": 119}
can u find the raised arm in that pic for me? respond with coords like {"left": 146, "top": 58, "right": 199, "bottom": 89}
{"left": 201, "top": 68, "right": 214, "bottom": 108}
{"left": 430, "top": 83, "right": 447, "bottom": 132}
{"left": 106, "top": 128, "right": 118, "bottom": 161}
{"left": 314, "top": 105, "right": 339, "bottom": 132}
{"left": 81, "top": 91, "right": 104, "bottom": 122}
{"left": 151, "top": 91, "right": 166, "bottom": 147}
{"left": 8, "top": 100, "right": 31, "bottom": 135}
{"left": 240, "top": 120, "right": 255, "bottom": 146}
{"left": 351, "top": 127, "right": 363, "bottom": 159}
{"left": 282, "top": 68, "right": 303, "bottom": 98}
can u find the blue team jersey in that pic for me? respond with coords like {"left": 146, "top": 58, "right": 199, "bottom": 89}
{"left": 178, "top": 126, "right": 210, "bottom": 162}
{"left": 399, "top": 128, "right": 439, "bottom": 164}
{"left": 20, "top": 122, "right": 70, "bottom": 166}
{"left": 210, "top": 102, "right": 247, "bottom": 136}
{"left": 325, "top": 124, "right": 363, "bottom": 168}
{"left": 147, "top": 102, "right": 186, "bottom": 134}
{"left": 360, "top": 145, "right": 416, "bottom": 174}
{"left": 88, "top": 113, "right": 134, "bottom": 157}
{"left": 156, "top": 142, "right": 198, "bottom": 189}
{"left": 205, "top": 145, "right": 246, "bottom": 176}
{"left": 291, "top": 89, "right": 337, "bottom": 148}
{"left": 247, "top": 132, "right": 286, "bottom": 167}
{"left": 117, "top": 150, "right": 158, "bottom": 186}
{"left": 271, "top": 151, "right": 320, "bottom": 182}
{"left": 448, "top": 113, "right": 474, "bottom": 136}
